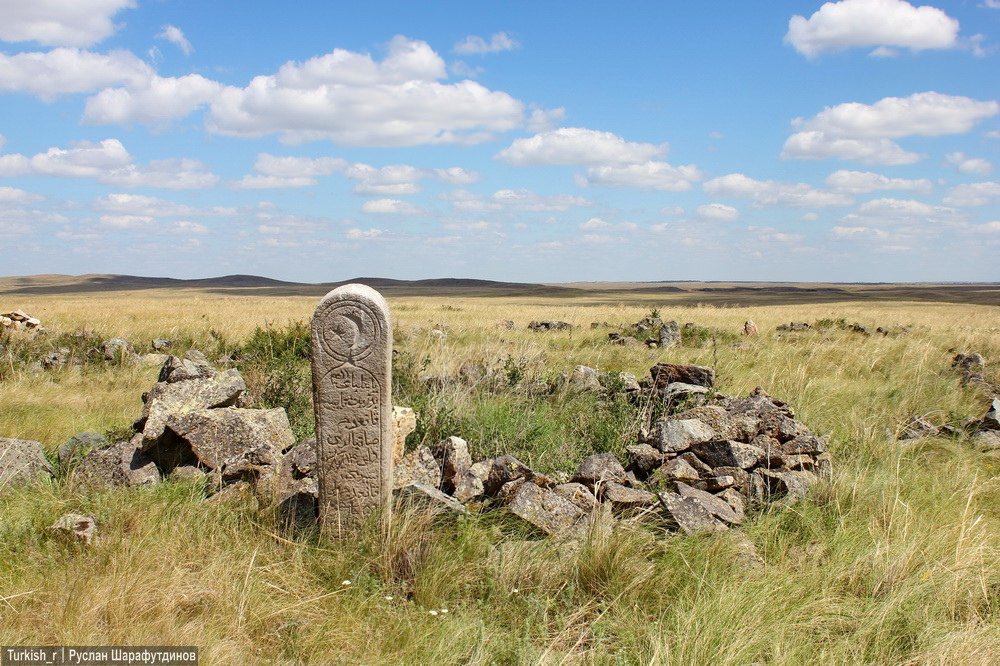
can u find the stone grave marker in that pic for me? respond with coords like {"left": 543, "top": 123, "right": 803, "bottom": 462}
{"left": 311, "top": 284, "right": 392, "bottom": 535}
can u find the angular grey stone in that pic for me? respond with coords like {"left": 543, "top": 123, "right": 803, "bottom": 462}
{"left": 311, "top": 283, "right": 392, "bottom": 535}
{"left": 50, "top": 513, "right": 97, "bottom": 544}
{"left": 284, "top": 439, "right": 317, "bottom": 478}
{"left": 983, "top": 398, "right": 1000, "bottom": 431}
{"left": 573, "top": 452, "right": 627, "bottom": 488}
{"left": 704, "top": 475, "right": 737, "bottom": 491}
{"left": 650, "top": 419, "right": 716, "bottom": 453}
{"left": 899, "top": 415, "right": 939, "bottom": 440}
{"left": 675, "top": 481, "right": 743, "bottom": 524}
{"left": 152, "top": 338, "right": 173, "bottom": 351}
{"left": 758, "top": 468, "right": 818, "bottom": 504}
{"left": 58, "top": 432, "right": 108, "bottom": 470}
{"left": 170, "top": 465, "right": 207, "bottom": 483}
{"left": 41, "top": 349, "right": 69, "bottom": 369}
{"left": 553, "top": 482, "right": 598, "bottom": 511}
{"left": 626, "top": 444, "right": 665, "bottom": 476}
{"left": 158, "top": 351, "right": 216, "bottom": 383}
{"left": 661, "top": 382, "right": 710, "bottom": 405}
{"left": 74, "top": 440, "right": 159, "bottom": 488}
{"left": 717, "top": 488, "right": 747, "bottom": 523}
{"left": 0, "top": 438, "right": 54, "bottom": 486}
{"left": 654, "top": 457, "right": 701, "bottom": 483}
{"left": 650, "top": 363, "right": 715, "bottom": 389}
{"left": 433, "top": 436, "right": 472, "bottom": 494}
{"left": 101, "top": 337, "right": 134, "bottom": 362}
{"left": 658, "top": 492, "right": 727, "bottom": 534}
{"left": 453, "top": 460, "right": 490, "bottom": 502}
{"left": 603, "top": 481, "right": 656, "bottom": 513}
{"left": 690, "top": 440, "right": 765, "bottom": 469}
{"left": 152, "top": 407, "right": 293, "bottom": 472}
{"left": 972, "top": 430, "right": 1000, "bottom": 451}
{"left": 658, "top": 320, "right": 681, "bottom": 348}
{"left": 507, "top": 482, "right": 586, "bottom": 535}
{"left": 396, "top": 481, "right": 467, "bottom": 514}
{"left": 569, "top": 365, "right": 601, "bottom": 392}
{"left": 140, "top": 369, "right": 246, "bottom": 448}
{"left": 393, "top": 446, "right": 441, "bottom": 490}
{"left": 679, "top": 452, "right": 714, "bottom": 477}
{"left": 488, "top": 454, "right": 551, "bottom": 494}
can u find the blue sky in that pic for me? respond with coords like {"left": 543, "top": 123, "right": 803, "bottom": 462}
{"left": 0, "top": 0, "right": 998, "bottom": 283}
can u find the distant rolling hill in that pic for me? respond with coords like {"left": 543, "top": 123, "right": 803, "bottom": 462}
{"left": 0, "top": 274, "right": 997, "bottom": 306}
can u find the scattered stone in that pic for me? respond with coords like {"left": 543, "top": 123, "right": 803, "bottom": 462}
{"left": 73, "top": 439, "right": 159, "bottom": 488}
{"left": 393, "top": 446, "right": 441, "bottom": 490}
{"left": 626, "top": 444, "right": 666, "bottom": 476}
{"left": 848, "top": 323, "right": 870, "bottom": 335}
{"left": 982, "top": 398, "right": 1000, "bottom": 431}
{"left": 58, "top": 432, "right": 108, "bottom": 470}
{"left": 152, "top": 338, "right": 173, "bottom": 351}
{"left": 649, "top": 418, "right": 716, "bottom": 453}
{"left": 0, "top": 438, "right": 55, "bottom": 486}
{"left": 650, "top": 363, "right": 715, "bottom": 389}
{"left": 170, "top": 465, "right": 207, "bottom": 483}
{"left": 972, "top": 430, "right": 1000, "bottom": 451}
{"left": 507, "top": 482, "right": 586, "bottom": 535}
{"left": 139, "top": 368, "right": 246, "bottom": 449}
{"left": 742, "top": 320, "right": 758, "bottom": 336}
{"left": 158, "top": 351, "right": 216, "bottom": 383}
{"left": 433, "top": 436, "right": 471, "bottom": 494}
{"left": 758, "top": 468, "right": 817, "bottom": 505}
{"left": 658, "top": 320, "right": 681, "bottom": 348}
{"left": 658, "top": 492, "right": 727, "bottom": 534}
{"left": 573, "top": 453, "right": 627, "bottom": 488}
{"left": 101, "top": 337, "right": 134, "bottom": 362}
{"left": 675, "top": 481, "right": 742, "bottom": 524}
{"left": 391, "top": 406, "right": 417, "bottom": 463}
{"left": 776, "top": 322, "right": 811, "bottom": 332}
{"left": 659, "top": 382, "right": 711, "bottom": 408}
{"left": 41, "top": 349, "right": 70, "bottom": 369}
{"left": 453, "top": 460, "right": 491, "bottom": 503}
{"left": 569, "top": 365, "right": 602, "bottom": 392}
{"left": 553, "top": 482, "right": 598, "bottom": 511}
{"left": 608, "top": 332, "right": 641, "bottom": 346}
{"left": 396, "top": 481, "right": 467, "bottom": 514}
{"left": 679, "top": 452, "right": 714, "bottom": 477}
{"left": 603, "top": 481, "right": 656, "bottom": 513}
{"left": 528, "top": 320, "right": 572, "bottom": 332}
{"left": 690, "top": 440, "right": 765, "bottom": 469}
{"left": 429, "top": 328, "right": 447, "bottom": 341}
{"left": 653, "top": 457, "right": 701, "bottom": 484}
{"left": 898, "top": 415, "right": 940, "bottom": 440}
{"left": 1, "top": 310, "right": 42, "bottom": 329}
{"left": 49, "top": 513, "right": 97, "bottom": 544}
{"left": 717, "top": 488, "right": 747, "bottom": 523}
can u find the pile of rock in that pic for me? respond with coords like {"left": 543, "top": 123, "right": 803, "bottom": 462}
{"left": 952, "top": 352, "right": 986, "bottom": 386}
{"left": 378, "top": 362, "right": 832, "bottom": 537}
{"left": 776, "top": 322, "right": 811, "bottom": 332}
{"left": 1, "top": 310, "right": 42, "bottom": 332}
{"left": 528, "top": 320, "right": 572, "bottom": 332}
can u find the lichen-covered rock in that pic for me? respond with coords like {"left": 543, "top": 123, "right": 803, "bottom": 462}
{"left": 50, "top": 513, "right": 97, "bottom": 544}
{"left": 0, "top": 438, "right": 54, "bottom": 486}
{"left": 391, "top": 406, "right": 418, "bottom": 463}
{"left": 58, "top": 432, "right": 108, "bottom": 470}
{"left": 675, "top": 482, "right": 742, "bottom": 525}
{"left": 158, "top": 350, "right": 216, "bottom": 383}
{"left": 393, "top": 446, "right": 441, "bottom": 490}
{"left": 689, "top": 440, "right": 765, "bottom": 469}
{"left": 453, "top": 460, "right": 491, "bottom": 503}
{"left": 626, "top": 444, "right": 665, "bottom": 476}
{"left": 170, "top": 465, "right": 207, "bottom": 483}
{"left": 569, "top": 365, "right": 601, "bottom": 392}
{"left": 101, "top": 337, "right": 134, "bottom": 362}
{"left": 653, "top": 457, "right": 701, "bottom": 483}
{"left": 433, "top": 436, "right": 471, "bottom": 494}
{"left": 73, "top": 439, "right": 159, "bottom": 488}
{"left": 148, "top": 406, "right": 292, "bottom": 472}
{"left": 507, "top": 482, "right": 586, "bottom": 535}
{"left": 603, "top": 482, "right": 656, "bottom": 513}
{"left": 758, "top": 468, "right": 817, "bottom": 505}
{"left": 139, "top": 369, "right": 246, "bottom": 449}
{"left": 573, "top": 453, "right": 627, "bottom": 488}
{"left": 658, "top": 321, "right": 681, "bottom": 348}
{"left": 650, "top": 363, "right": 715, "bottom": 389}
{"left": 658, "top": 492, "right": 727, "bottom": 534}
{"left": 553, "top": 482, "right": 598, "bottom": 511}
{"left": 649, "top": 419, "right": 716, "bottom": 453}
{"left": 396, "top": 481, "right": 467, "bottom": 514}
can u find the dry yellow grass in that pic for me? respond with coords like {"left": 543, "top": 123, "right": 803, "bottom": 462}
{"left": 1, "top": 288, "right": 998, "bottom": 664}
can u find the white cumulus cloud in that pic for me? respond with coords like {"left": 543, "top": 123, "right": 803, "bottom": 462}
{"left": 347, "top": 227, "right": 385, "bottom": 239}
{"left": 83, "top": 73, "right": 222, "bottom": 125}
{"left": 0, "top": 48, "right": 151, "bottom": 99}
{"left": 157, "top": 25, "right": 193, "bottom": 56}
{"left": 696, "top": 203, "right": 739, "bottom": 221}
{"left": 782, "top": 92, "right": 998, "bottom": 165}
{"left": 454, "top": 32, "right": 520, "bottom": 55}
{"left": 703, "top": 173, "right": 852, "bottom": 207}
{"left": 361, "top": 198, "right": 422, "bottom": 215}
{"left": 0, "top": 186, "right": 43, "bottom": 204}
{"left": 945, "top": 152, "right": 993, "bottom": 175}
{"left": 207, "top": 36, "right": 524, "bottom": 146}
{"left": 583, "top": 161, "right": 702, "bottom": 191}
{"left": 785, "top": 0, "right": 960, "bottom": 58}
{"left": 942, "top": 181, "right": 1000, "bottom": 206}
{"left": 825, "top": 169, "right": 933, "bottom": 193}
{"left": 496, "top": 127, "right": 666, "bottom": 166}
{"left": 0, "top": 0, "right": 135, "bottom": 47}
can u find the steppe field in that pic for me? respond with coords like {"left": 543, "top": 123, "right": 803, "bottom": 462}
{"left": 1, "top": 279, "right": 999, "bottom": 665}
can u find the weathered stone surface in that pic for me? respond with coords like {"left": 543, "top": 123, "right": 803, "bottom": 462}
{"left": 0, "top": 438, "right": 54, "bottom": 486}
{"left": 433, "top": 436, "right": 471, "bottom": 494}
{"left": 311, "top": 284, "right": 392, "bottom": 534}
{"left": 650, "top": 419, "right": 716, "bottom": 453}
{"left": 658, "top": 492, "right": 727, "bottom": 534}
{"left": 654, "top": 458, "right": 701, "bottom": 483}
{"left": 101, "top": 337, "right": 134, "bottom": 362}
{"left": 983, "top": 399, "right": 1000, "bottom": 431}
{"left": 152, "top": 338, "right": 173, "bottom": 351}
{"left": 675, "top": 481, "right": 742, "bottom": 524}
{"left": 650, "top": 363, "right": 715, "bottom": 389}
{"left": 284, "top": 439, "right": 317, "bottom": 478}
{"left": 710, "top": 466, "right": 750, "bottom": 488}
{"left": 42, "top": 349, "right": 69, "bottom": 369}
{"left": 171, "top": 465, "right": 207, "bottom": 483}
{"left": 393, "top": 446, "right": 441, "bottom": 490}
{"left": 690, "top": 440, "right": 765, "bottom": 469}
{"left": 660, "top": 382, "right": 711, "bottom": 406}
{"left": 153, "top": 407, "right": 294, "bottom": 471}
{"left": 608, "top": 332, "right": 641, "bottom": 347}
{"left": 158, "top": 350, "right": 215, "bottom": 383}
{"left": 972, "top": 430, "right": 1000, "bottom": 451}
{"left": 569, "top": 365, "right": 601, "bottom": 392}
{"left": 50, "top": 513, "right": 97, "bottom": 544}
{"left": 507, "top": 482, "right": 585, "bottom": 535}
{"left": 758, "top": 469, "right": 817, "bottom": 504}
{"left": 658, "top": 321, "right": 681, "bottom": 348}
{"left": 553, "top": 482, "right": 598, "bottom": 511}
{"left": 452, "top": 460, "right": 489, "bottom": 502}
{"left": 603, "top": 482, "right": 656, "bottom": 512}
{"left": 626, "top": 444, "right": 665, "bottom": 476}
{"left": 528, "top": 320, "right": 572, "bottom": 332}
{"left": 74, "top": 440, "right": 159, "bottom": 488}
{"left": 487, "top": 455, "right": 551, "bottom": 494}
{"left": 58, "top": 432, "right": 108, "bottom": 470}
{"left": 391, "top": 406, "right": 417, "bottom": 463}
{"left": 679, "top": 452, "right": 714, "bottom": 477}
{"left": 703, "top": 475, "right": 737, "bottom": 491}
{"left": 776, "top": 322, "right": 811, "bottom": 332}
{"left": 140, "top": 369, "right": 245, "bottom": 448}
{"left": 717, "top": 488, "right": 747, "bottom": 522}
{"left": 743, "top": 320, "right": 758, "bottom": 336}
{"left": 573, "top": 453, "right": 627, "bottom": 488}
{"left": 396, "top": 481, "right": 467, "bottom": 514}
